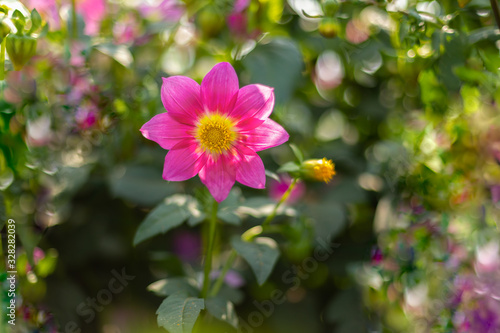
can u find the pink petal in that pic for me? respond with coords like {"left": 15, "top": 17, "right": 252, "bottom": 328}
{"left": 140, "top": 113, "right": 195, "bottom": 149}
{"left": 161, "top": 76, "right": 204, "bottom": 125}
{"left": 238, "top": 119, "right": 289, "bottom": 152}
{"left": 199, "top": 154, "right": 236, "bottom": 202}
{"left": 163, "top": 140, "right": 207, "bottom": 181}
{"left": 230, "top": 84, "right": 274, "bottom": 120}
{"left": 235, "top": 117, "right": 264, "bottom": 131}
{"left": 201, "top": 62, "right": 239, "bottom": 115}
{"left": 235, "top": 147, "right": 266, "bottom": 189}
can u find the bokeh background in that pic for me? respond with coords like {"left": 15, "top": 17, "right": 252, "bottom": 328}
{"left": 1, "top": 0, "right": 500, "bottom": 332}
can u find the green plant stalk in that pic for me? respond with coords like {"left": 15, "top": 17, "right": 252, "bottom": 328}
{"left": 0, "top": 38, "right": 5, "bottom": 81}
{"left": 209, "top": 178, "right": 300, "bottom": 297}
{"left": 71, "top": 0, "right": 77, "bottom": 39}
{"left": 209, "top": 249, "right": 236, "bottom": 297}
{"left": 261, "top": 178, "right": 299, "bottom": 227}
{"left": 491, "top": 0, "right": 500, "bottom": 30}
{"left": 200, "top": 200, "right": 218, "bottom": 298}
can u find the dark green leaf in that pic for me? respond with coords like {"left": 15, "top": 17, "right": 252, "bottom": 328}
{"left": 134, "top": 195, "right": 198, "bottom": 245}
{"left": 29, "top": 9, "right": 42, "bottom": 34}
{"left": 265, "top": 169, "right": 280, "bottom": 182}
{"left": 206, "top": 297, "right": 239, "bottom": 328}
{"left": 109, "top": 164, "right": 177, "bottom": 206}
{"left": 243, "top": 38, "right": 303, "bottom": 104}
{"left": 231, "top": 236, "right": 280, "bottom": 285}
{"left": 156, "top": 293, "right": 204, "bottom": 333}
{"left": 217, "top": 189, "right": 241, "bottom": 225}
{"left": 278, "top": 161, "right": 301, "bottom": 174}
{"left": 11, "top": 10, "right": 25, "bottom": 33}
{"left": 289, "top": 143, "right": 304, "bottom": 163}
{"left": 95, "top": 44, "right": 133, "bottom": 67}
{"left": 148, "top": 277, "right": 199, "bottom": 297}
{"left": 237, "top": 197, "right": 295, "bottom": 218}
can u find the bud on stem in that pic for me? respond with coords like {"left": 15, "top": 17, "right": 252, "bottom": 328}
{"left": 6, "top": 34, "right": 37, "bottom": 70}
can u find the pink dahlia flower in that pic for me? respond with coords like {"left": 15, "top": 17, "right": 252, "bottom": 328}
{"left": 140, "top": 62, "right": 289, "bottom": 202}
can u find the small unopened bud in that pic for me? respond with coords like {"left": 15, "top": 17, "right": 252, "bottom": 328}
{"left": 318, "top": 17, "right": 340, "bottom": 39}
{"left": 301, "top": 158, "right": 336, "bottom": 183}
{"left": 6, "top": 34, "right": 37, "bottom": 70}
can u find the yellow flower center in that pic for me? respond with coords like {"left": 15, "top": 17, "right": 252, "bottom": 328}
{"left": 313, "top": 158, "right": 336, "bottom": 183}
{"left": 196, "top": 114, "right": 236, "bottom": 154}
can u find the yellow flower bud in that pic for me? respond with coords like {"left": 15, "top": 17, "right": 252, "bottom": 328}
{"left": 301, "top": 158, "right": 336, "bottom": 183}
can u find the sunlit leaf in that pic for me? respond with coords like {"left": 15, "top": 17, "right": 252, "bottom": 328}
{"left": 231, "top": 236, "right": 280, "bottom": 285}
{"left": 156, "top": 293, "right": 204, "bottom": 333}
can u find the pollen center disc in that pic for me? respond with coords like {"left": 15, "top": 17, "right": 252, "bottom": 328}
{"left": 196, "top": 114, "right": 236, "bottom": 154}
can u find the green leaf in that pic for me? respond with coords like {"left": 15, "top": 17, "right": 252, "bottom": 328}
{"left": 231, "top": 236, "right": 280, "bottom": 285}
{"left": 217, "top": 284, "right": 245, "bottom": 305}
{"left": 148, "top": 277, "right": 199, "bottom": 297}
{"left": 468, "top": 27, "right": 500, "bottom": 44}
{"left": 289, "top": 143, "right": 304, "bottom": 163}
{"left": 95, "top": 44, "right": 133, "bottom": 67}
{"left": 243, "top": 38, "right": 303, "bottom": 104}
{"left": 216, "top": 189, "right": 241, "bottom": 225}
{"left": 29, "top": 9, "right": 42, "bottom": 34}
{"left": 11, "top": 10, "right": 25, "bottom": 34}
{"left": 265, "top": 169, "right": 280, "bottom": 182}
{"left": 277, "top": 161, "right": 301, "bottom": 174}
{"left": 157, "top": 293, "right": 205, "bottom": 333}
{"left": 110, "top": 164, "right": 177, "bottom": 206}
{"left": 237, "top": 197, "right": 295, "bottom": 218}
{"left": 205, "top": 297, "right": 239, "bottom": 328}
{"left": 134, "top": 195, "right": 200, "bottom": 245}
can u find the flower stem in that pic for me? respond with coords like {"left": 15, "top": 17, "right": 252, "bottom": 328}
{"left": 209, "top": 249, "right": 237, "bottom": 297}
{"left": 261, "top": 178, "right": 299, "bottom": 228}
{"left": 209, "top": 178, "right": 299, "bottom": 297}
{"left": 491, "top": 0, "right": 500, "bottom": 30}
{"left": 201, "top": 199, "right": 218, "bottom": 298}
{"left": 71, "top": 0, "right": 77, "bottom": 39}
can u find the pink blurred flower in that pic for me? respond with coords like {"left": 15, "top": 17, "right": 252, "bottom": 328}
{"left": 227, "top": 12, "right": 248, "bottom": 37}
{"left": 113, "top": 14, "right": 141, "bottom": 45}
{"left": 77, "top": 0, "right": 106, "bottom": 35}
{"left": 453, "top": 274, "right": 500, "bottom": 333}
{"left": 66, "top": 72, "right": 93, "bottom": 105}
{"left": 227, "top": 0, "right": 259, "bottom": 39}
{"left": 25, "top": 247, "right": 45, "bottom": 272}
{"left": 75, "top": 105, "right": 98, "bottom": 129}
{"left": 269, "top": 175, "right": 305, "bottom": 204}
{"left": 491, "top": 185, "right": 500, "bottom": 204}
{"left": 140, "top": 62, "right": 289, "bottom": 202}
{"left": 69, "top": 42, "right": 87, "bottom": 67}
{"left": 233, "top": 0, "right": 251, "bottom": 12}
{"left": 139, "top": 0, "right": 184, "bottom": 22}
{"left": 345, "top": 19, "right": 370, "bottom": 44}
{"left": 210, "top": 269, "right": 245, "bottom": 288}
{"left": 371, "top": 246, "right": 383, "bottom": 265}
{"left": 27, "top": 116, "right": 52, "bottom": 147}
{"left": 314, "top": 51, "right": 344, "bottom": 90}
{"left": 475, "top": 242, "right": 500, "bottom": 274}
{"left": 172, "top": 230, "right": 201, "bottom": 262}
